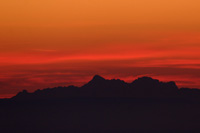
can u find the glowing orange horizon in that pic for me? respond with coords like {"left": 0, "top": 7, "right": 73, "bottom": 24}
{"left": 0, "top": 0, "right": 200, "bottom": 98}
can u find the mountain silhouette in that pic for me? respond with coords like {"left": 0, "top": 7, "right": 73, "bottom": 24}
{"left": 1, "top": 75, "right": 200, "bottom": 133}
{"left": 11, "top": 75, "right": 199, "bottom": 101}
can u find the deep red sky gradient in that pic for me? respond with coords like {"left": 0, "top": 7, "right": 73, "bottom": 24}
{"left": 0, "top": 0, "right": 200, "bottom": 98}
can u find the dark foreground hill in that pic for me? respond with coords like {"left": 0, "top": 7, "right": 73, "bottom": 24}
{"left": 1, "top": 75, "right": 200, "bottom": 133}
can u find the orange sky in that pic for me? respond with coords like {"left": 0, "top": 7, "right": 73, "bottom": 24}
{"left": 0, "top": 0, "right": 200, "bottom": 98}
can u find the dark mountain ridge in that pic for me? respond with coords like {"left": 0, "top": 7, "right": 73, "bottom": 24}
{"left": 11, "top": 75, "right": 200, "bottom": 101}
{"left": 2, "top": 75, "right": 200, "bottom": 133}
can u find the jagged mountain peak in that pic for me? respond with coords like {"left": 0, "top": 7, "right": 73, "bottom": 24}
{"left": 92, "top": 75, "right": 105, "bottom": 81}
{"left": 135, "top": 76, "right": 158, "bottom": 82}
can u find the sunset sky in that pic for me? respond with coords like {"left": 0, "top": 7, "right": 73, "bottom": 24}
{"left": 0, "top": 0, "right": 200, "bottom": 98}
